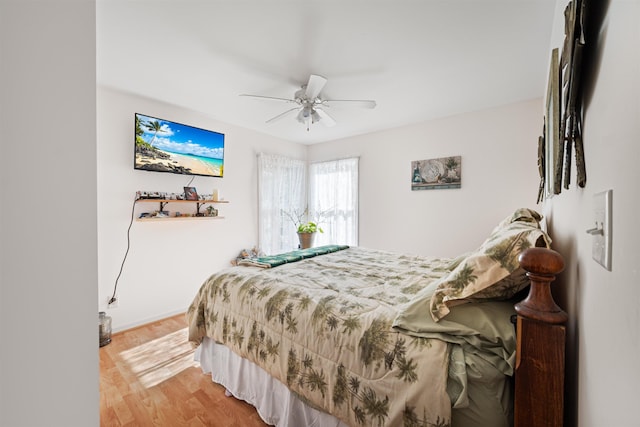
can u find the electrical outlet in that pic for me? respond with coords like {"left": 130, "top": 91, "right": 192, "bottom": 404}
{"left": 107, "top": 297, "right": 119, "bottom": 309}
{"left": 589, "top": 190, "right": 612, "bottom": 271}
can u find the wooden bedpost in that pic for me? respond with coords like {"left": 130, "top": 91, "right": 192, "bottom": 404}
{"left": 514, "top": 247, "right": 567, "bottom": 427}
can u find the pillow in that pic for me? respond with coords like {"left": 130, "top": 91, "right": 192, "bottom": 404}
{"left": 393, "top": 299, "right": 518, "bottom": 375}
{"left": 230, "top": 246, "right": 264, "bottom": 266}
{"left": 490, "top": 207, "right": 543, "bottom": 234}
{"left": 429, "top": 209, "right": 550, "bottom": 321}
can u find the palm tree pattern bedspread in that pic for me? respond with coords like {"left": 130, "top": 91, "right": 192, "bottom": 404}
{"left": 187, "top": 247, "right": 455, "bottom": 427}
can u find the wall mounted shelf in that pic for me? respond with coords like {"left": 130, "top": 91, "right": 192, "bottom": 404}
{"left": 135, "top": 199, "right": 229, "bottom": 221}
{"left": 136, "top": 215, "right": 225, "bottom": 222}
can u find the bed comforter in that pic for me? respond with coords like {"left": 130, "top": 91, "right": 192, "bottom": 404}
{"left": 187, "top": 246, "right": 514, "bottom": 427}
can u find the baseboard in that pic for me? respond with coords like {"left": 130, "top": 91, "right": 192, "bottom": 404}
{"left": 111, "top": 309, "right": 186, "bottom": 334}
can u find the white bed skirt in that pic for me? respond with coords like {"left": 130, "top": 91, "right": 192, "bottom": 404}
{"left": 195, "top": 337, "right": 349, "bottom": 427}
{"left": 195, "top": 338, "right": 511, "bottom": 427}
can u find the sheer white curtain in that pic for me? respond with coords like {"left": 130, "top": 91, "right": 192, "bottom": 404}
{"left": 309, "top": 158, "right": 358, "bottom": 246}
{"left": 258, "top": 153, "right": 307, "bottom": 255}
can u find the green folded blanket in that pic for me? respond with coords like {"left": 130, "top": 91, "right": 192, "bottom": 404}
{"left": 238, "top": 244, "right": 349, "bottom": 268}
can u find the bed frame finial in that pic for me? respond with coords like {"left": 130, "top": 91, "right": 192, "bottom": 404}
{"left": 514, "top": 247, "right": 567, "bottom": 426}
{"left": 515, "top": 247, "right": 568, "bottom": 324}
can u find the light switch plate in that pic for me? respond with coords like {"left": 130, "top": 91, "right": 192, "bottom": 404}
{"left": 592, "top": 189, "right": 612, "bottom": 271}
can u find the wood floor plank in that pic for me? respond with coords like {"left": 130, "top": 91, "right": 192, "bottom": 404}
{"left": 100, "top": 313, "right": 270, "bottom": 427}
{"left": 100, "top": 406, "right": 120, "bottom": 427}
{"left": 122, "top": 394, "right": 155, "bottom": 426}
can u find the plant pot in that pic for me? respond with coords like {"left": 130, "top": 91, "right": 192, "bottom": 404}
{"left": 297, "top": 232, "right": 315, "bottom": 249}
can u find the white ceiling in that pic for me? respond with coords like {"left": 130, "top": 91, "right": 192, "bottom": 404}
{"left": 97, "top": 1, "right": 556, "bottom": 144}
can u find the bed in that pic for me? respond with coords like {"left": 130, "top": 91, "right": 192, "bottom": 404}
{"left": 187, "top": 208, "right": 566, "bottom": 427}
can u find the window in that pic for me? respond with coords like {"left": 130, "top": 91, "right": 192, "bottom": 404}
{"left": 309, "top": 158, "right": 359, "bottom": 247}
{"left": 258, "top": 153, "right": 306, "bottom": 255}
{"left": 258, "top": 154, "right": 358, "bottom": 254}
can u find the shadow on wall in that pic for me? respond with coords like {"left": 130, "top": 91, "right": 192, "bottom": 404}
{"left": 544, "top": 210, "right": 577, "bottom": 426}
{"left": 581, "top": 0, "right": 611, "bottom": 112}
{"left": 552, "top": 234, "right": 579, "bottom": 427}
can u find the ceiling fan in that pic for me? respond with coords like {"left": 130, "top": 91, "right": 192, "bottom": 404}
{"left": 240, "top": 74, "right": 376, "bottom": 131}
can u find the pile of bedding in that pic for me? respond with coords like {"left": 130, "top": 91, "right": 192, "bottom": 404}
{"left": 187, "top": 208, "right": 550, "bottom": 427}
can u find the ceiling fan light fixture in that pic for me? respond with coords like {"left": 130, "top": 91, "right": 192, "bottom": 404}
{"left": 296, "top": 108, "right": 310, "bottom": 124}
{"left": 311, "top": 109, "right": 321, "bottom": 124}
{"left": 296, "top": 107, "right": 314, "bottom": 131}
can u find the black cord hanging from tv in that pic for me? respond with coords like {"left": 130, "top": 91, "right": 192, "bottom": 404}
{"left": 108, "top": 195, "right": 137, "bottom": 305}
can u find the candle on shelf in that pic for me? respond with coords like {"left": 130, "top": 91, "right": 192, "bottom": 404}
{"left": 212, "top": 189, "right": 219, "bottom": 201}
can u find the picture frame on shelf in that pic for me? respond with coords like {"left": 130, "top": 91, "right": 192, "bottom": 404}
{"left": 183, "top": 186, "right": 198, "bottom": 201}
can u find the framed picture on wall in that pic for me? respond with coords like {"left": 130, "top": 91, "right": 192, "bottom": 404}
{"left": 411, "top": 156, "right": 461, "bottom": 191}
{"left": 544, "top": 48, "right": 562, "bottom": 198}
{"left": 560, "top": 0, "right": 587, "bottom": 189}
{"left": 536, "top": 132, "right": 545, "bottom": 204}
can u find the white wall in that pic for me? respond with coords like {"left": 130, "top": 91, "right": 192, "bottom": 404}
{"left": 309, "top": 99, "right": 544, "bottom": 258}
{"left": 98, "top": 89, "right": 544, "bottom": 332}
{"left": 0, "top": 1, "right": 99, "bottom": 426}
{"left": 544, "top": 1, "right": 640, "bottom": 426}
{"left": 97, "top": 86, "right": 306, "bottom": 331}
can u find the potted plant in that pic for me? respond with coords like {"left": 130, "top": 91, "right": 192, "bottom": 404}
{"left": 283, "top": 208, "right": 325, "bottom": 249}
{"left": 297, "top": 221, "right": 323, "bottom": 249}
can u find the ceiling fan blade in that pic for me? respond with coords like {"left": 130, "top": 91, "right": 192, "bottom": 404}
{"left": 240, "top": 94, "right": 297, "bottom": 103}
{"left": 322, "top": 99, "right": 377, "bottom": 109}
{"left": 315, "top": 108, "right": 336, "bottom": 127}
{"left": 265, "top": 107, "right": 300, "bottom": 124}
{"left": 304, "top": 74, "right": 327, "bottom": 100}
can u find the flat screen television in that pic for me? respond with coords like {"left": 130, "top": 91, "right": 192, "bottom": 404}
{"left": 134, "top": 113, "right": 224, "bottom": 178}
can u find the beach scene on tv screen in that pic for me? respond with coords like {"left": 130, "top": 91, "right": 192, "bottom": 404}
{"left": 135, "top": 113, "right": 224, "bottom": 177}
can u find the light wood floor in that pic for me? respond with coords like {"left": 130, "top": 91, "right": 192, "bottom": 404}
{"left": 100, "top": 313, "right": 269, "bottom": 426}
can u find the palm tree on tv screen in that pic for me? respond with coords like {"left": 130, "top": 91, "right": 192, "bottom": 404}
{"left": 144, "top": 120, "right": 163, "bottom": 147}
